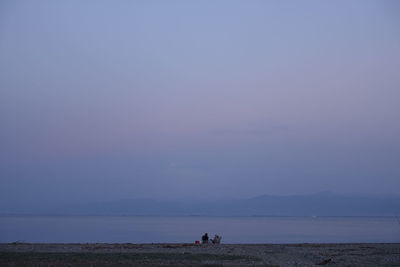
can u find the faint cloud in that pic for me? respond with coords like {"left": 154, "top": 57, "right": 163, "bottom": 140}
{"left": 209, "top": 119, "right": 290, "bottom": 137}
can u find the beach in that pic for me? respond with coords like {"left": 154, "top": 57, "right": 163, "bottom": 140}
{"left": 1, "top": 243, "right": 399, "bottom": 266}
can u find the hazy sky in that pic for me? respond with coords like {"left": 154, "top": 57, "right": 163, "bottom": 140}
{"left": 1, "top": 0, "right": 399, "bottom": 209}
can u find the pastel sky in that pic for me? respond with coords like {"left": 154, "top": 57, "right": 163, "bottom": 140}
{"left": 1, "top": 0, "right": 399, "bottom": 209}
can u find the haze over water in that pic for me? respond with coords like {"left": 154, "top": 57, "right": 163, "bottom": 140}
{"left": 1, "top": 216, "right": 399, "bottom": 244}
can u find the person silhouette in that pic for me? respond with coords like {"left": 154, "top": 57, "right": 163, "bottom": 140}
{"left": 201, "top": 233, "right": 209, "bottom": 244}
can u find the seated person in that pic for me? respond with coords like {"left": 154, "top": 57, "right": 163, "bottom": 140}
{"left": 211, "top": 234, "right": 221, "bottom": 244}
{"left": 201, "top": 233, "right": 209, "bottom": 244}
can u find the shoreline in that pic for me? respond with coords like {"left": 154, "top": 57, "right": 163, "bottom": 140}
{"left": 1, "top": 243, "right": 399, "bottom": 266}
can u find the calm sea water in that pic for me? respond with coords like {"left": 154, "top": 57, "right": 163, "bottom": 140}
{"left": 0, "top": 216, "right": 399, "bottom": 244}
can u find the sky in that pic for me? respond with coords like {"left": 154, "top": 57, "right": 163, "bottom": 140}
{"left": 0, "top": 0, "right": 400, "bottom": 210}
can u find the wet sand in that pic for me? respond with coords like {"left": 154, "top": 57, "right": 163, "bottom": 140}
{"left": 0, "top": 243, "right": 399, "bottom": 266}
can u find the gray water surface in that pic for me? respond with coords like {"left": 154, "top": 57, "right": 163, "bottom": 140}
{"left": 0, "top": 216, "right": 399, "bottom": 243}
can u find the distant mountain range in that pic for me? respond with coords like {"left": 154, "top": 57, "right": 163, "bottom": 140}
{"left": 41, "top": 192, "right": 400, "bottom": 216}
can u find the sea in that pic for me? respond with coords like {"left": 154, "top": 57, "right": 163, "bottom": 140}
{"left": 0, "top": 216, "right": 399, "bottom": 244}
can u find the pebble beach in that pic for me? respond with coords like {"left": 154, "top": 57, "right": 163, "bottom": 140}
{"left": 1, "top": 242, "right": 399, "bottom": 266}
